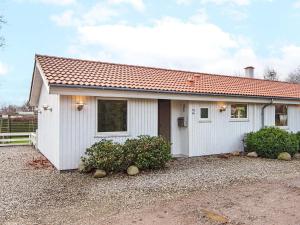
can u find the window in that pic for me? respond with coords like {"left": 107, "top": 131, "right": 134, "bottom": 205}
{"left": 97, "top": 99, "right": 127, "bottom": 133}
{"left": 200, "top": 107, "right": 209, "bottom": 119}
{"left": 275, "top": 105, "right": 288, "bottom": 127}
{"left": 231, "top": 104, "right": 248, "bottom": 119}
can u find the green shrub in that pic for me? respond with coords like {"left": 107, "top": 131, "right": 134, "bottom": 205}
{"left": 295, "top": 132, "right": 300, "bottom": 151}
{"left": 81, "top": 136, "right": 172, "bottom": 173}
{"left": 81, "top": 140, "right": 124, "bottom": 172}
{"left": 244, "top": 127, "right": 299, "bottom": 159}
{"left": 123, "top": 135, "right": 172, "bottom": 170}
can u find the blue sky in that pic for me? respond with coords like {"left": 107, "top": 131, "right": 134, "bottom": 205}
{"left": 1, "top": 0, "right": 300, "bottom": 105}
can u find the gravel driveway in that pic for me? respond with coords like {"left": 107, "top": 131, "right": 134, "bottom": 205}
{"left": 1, "top": 146, "right": 300, "bottom": 225}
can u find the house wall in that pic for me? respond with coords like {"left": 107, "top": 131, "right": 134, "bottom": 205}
{"left": 287, "top": 105, "right": 300, "bottom": 132}
{"left": 186, "top": 102, "right": 300, "bottom": 156}
{"left": 188, "top": 102, "right": 260, "bottom": 156}
{"left": 59, "top": 96, "right": 158, "bottom": 170}
{"left": 37, "top": 84, "right": 60, "bottom": 168}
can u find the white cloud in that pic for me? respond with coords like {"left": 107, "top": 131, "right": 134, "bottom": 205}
{"left": 51, "top": 10, "right": 75, "bottom": 26}
{"left": 67, "top": 15, "right": 300, "bottom": 79}
{"left": 82, "top": 3, "right": 119, "bottom": 25}
{"left": 73, "top": 16, "right": 257, "bottom": 76}
{"left": 108, "top": 0, "right": 145, "bottom": 11}
{"left": 50, "top": 0, "right": 144, "bottom": 27}
{"left": 293, "top": 0, "right": 300, "bottom": 8}
{"left": 49, "top": 2, "right": 300, "bottom": 80}
{"left": 265, "top": 45, "right": 300, "bottom": 78}
{"left": 51, "top": 3, "right": 119, "bottom": 27}
{"left": 0, "top": 62, "right": 8, "bottom": 76}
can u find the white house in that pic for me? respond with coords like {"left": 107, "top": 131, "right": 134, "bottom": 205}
{"left": 29, "top": 55, "right": 300, "bottom": 170}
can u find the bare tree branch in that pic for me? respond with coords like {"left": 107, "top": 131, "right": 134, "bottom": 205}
{"left": 286, "top": 66, "right": 300, "bottom": 84}
{"left": 0, "top": 15, "right": 6, "bottom": 47}
{"left": 264, "top": 67, "right": 278, "bottom": 81}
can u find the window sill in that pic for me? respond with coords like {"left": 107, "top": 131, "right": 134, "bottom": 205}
{"left": 229, "top": 118, "right": 249, "bottom": 122}
{"left": 94, "top": 132, "right": 129, "bottom": 138}
{"left": 199, "top": 119, "right": 212, "bottom": 123}
{"left": 276, "top": 126, "right": 289, "bottom": 130}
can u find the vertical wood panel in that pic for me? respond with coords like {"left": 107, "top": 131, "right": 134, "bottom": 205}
{"left": 37, "top": 84, "right": 60, "bottom": 169}
{"left": 59, "top": 97, "right": 158, "bottom": 170}
{"left": 188, "top": 102, "right": 262, "bottom": 156}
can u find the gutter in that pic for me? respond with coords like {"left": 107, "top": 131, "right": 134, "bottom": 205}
{"left": 49, "top": 84, "right": 300, "bottom": 102}
{"left": 261, "top": 99, "right": 274, "bottom": 128}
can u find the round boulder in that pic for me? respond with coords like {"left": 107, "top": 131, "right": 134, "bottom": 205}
{"left": 247, "top": 152, "right": 258, "bottom": 158}
{"left": 231, "top": 151, "right": 241, "bottom": 156}
{"left": 293, "top": 153, "right": 300, "bottom": 159}
{"left": 78, "top": 160, "right": 86, "bottom": 173}
{"left": 277, "top": 152, "right": 292, "bottom": 161}
{"left": 127, "top": 165, "right": 139, "bottom": 176}
{"left": 93, "top": 169, "right": 107, "bottom": 178}
{"left": 78, "top": 159, "right": 92, "bottom": 173}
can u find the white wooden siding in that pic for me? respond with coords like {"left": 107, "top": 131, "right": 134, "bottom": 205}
{"left": 37, "top": 84, "right": 60, "bottom": 168}
{"left": 287, "top": 105, "right": 300, "bottom": 132}
{"left": 59, "top": 96, "right": 158, "bottom": 170}
{"left": 37, "top": 91, "right": 300, "bottom": 170}
{"left": 188, "top": 102, "right": 263, "bottom": 156}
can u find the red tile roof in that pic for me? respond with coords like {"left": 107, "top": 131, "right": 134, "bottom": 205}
{"left": 36, "top": 54, "right": 300, "bottom": 100}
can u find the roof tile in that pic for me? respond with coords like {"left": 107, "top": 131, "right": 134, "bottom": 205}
{"left": 36, "top": 55, "right": 300, "bottom": 100}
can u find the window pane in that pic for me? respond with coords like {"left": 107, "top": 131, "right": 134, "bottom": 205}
{"left": 97, "top": 100, "right": 127, "bottom": 132}
{"left": 275, "top": 105, "right": 288, "bottom": 126}
{"left": 231, "top": 104, "right": 247, "bottom": 118}
{"left": 200, "top": 108, "right": 209, "bottom": 119}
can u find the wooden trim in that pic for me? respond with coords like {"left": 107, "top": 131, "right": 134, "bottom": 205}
{"left": 95, "top": 98, "right": 129, "bottom": 136}
{"left": 50, "top": 86, "right": 300, "bottom": 105}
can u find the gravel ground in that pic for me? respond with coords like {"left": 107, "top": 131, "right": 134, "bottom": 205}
{"left": 1, "top": 146, "right": 300, "bottom": 225}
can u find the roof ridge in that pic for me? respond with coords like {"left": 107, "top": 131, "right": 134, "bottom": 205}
{"left": 35, "top": 54, "right": 299, "bottom": 86}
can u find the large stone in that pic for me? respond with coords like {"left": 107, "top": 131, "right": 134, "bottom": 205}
{"left": 127, "top": 165, "right": 139, "bottom": 176}
{"left": 278, "top": 152, "right": 292, "bottom": 161}
{"left": 93, "top": 169, "right": 107, "bottom": 178}
{"left": 78, "top": 161, "right": 85, "bottom": 173}
{"left": 247, "top": 152, "right": 258, "bottom": 158}
{"left": 293, "top": 153, "right": 300, "bottom": 159}
{"left": 78, "top": 160, "right": 92, "bottom": 173}
{"left": 231, "top": 151, "right": 241, "bottom": 156}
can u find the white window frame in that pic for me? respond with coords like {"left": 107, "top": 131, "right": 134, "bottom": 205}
{"left": 229, "top": 104, "right": 249, "bottom": 122}
{"left": 199, "top": 105, "right": 211, "bottom": 122}
{"left": 95, "top": 97, "right": 129, "bottom": 137}
{"left": 275, "top": 104, "right": 288, "bottom": 128}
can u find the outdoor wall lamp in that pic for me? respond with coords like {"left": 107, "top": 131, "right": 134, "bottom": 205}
{"left": 75, "top": 102, "right": 85, "bottom": 111}
{"left": 42, "top": 104, "right": 52, "bottom": 112}
{"left": 219, "top": 104, "right": 227, "bottom": 112}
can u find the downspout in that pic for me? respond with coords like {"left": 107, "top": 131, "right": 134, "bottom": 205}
{"left": 261, "top": 99, "right": 274, "bottom": 128}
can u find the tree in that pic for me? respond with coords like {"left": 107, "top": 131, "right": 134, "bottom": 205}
{"left": 264, "top": 67, "right": 278, "bottom": 81}
{"left": 286, "top": 66, "right": 300, "bottom": 84}
{"left": 0, "top": 15, "right": 5, "bottom": 47}
{"left": 0, "top": 101, "right": 34, "bottom": 115}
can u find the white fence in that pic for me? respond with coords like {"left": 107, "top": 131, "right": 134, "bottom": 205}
{"left": 0, "top": 132, "right": 37, "bottom": 147}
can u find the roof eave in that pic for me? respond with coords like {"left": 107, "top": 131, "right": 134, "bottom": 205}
{"left": 49, "top": 83, "right": 300, "bottom": 102}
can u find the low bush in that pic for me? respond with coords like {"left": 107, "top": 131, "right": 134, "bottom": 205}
{"left": 123, "top": 135, "right": 172, "bottom": 170}
{"left": 81, "top": 140, "right": 124, "bottom": 173}
{"left": 81, "top": 136, "right": 172, "bottom": 173}
{"left": 244, "top": 127, "right": 298, "bottom": 159}
{"left": 295, "top": 132, "right": 300, "bottom": 151}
